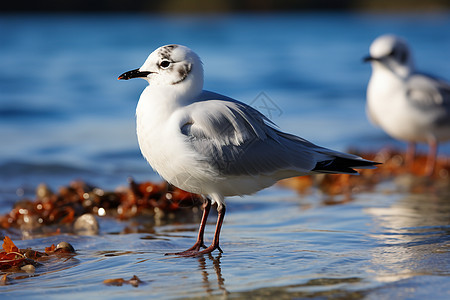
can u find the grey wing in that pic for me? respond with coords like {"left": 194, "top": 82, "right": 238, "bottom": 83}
{"left": 406, "top": 73, "right": 450, "bottom": 125}
{"left": 181, "top": 97, "right": 370, "bottom": 177}
{"left": 180, "top": 99, "right": 323, "bottom": 177}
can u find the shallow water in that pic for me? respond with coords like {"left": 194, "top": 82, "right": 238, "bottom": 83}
{"left": 1, "top": 13, "right": 450, "bottom": 299}
{"left": 1, "top": 187, "right": 449, "bottom": 299}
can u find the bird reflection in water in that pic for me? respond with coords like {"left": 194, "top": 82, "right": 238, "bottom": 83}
{"left": 198, "top": 253, "right": 228, "bottom": 296}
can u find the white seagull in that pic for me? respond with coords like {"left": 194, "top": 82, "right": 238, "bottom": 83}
{"left": 364, "top": 34, "right": 450, "bottom": 175}
{"left": 119, "top": 44, "right": 378, "bottom": 256}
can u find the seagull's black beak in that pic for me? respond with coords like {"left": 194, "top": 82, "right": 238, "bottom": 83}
{"left": 118, "top": 69, "right": 152, "bottom": 80}
{"left": 363, "top": 55, "right": 376, "bottom": 63}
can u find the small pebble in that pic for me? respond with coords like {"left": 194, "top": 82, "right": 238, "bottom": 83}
{"left": 55, "top": 241, "right": 75, "bottom": 253}
{"left": 21, "top": 264, "right": 35, "bottom": 273}
{"left": 74, "top": 213, "right": 99, "bottom": 235}
{"left": 36, "top": 183, "right": 53, "bottom": 200}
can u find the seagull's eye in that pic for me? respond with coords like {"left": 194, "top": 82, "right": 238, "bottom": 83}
{"left": 160, "top": 60, "right": 171, "bottom": 69}
{"left": 388, "top": 49, "right": 397, "bottom": 57}
{"left": 388, "top": 47, "right": 408, "bottom": 64}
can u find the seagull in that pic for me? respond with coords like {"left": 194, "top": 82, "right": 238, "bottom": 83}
{"left": 119, "top": 44, "right": 378, "bottom": 256}
{"left": 364, "top": 34, "right": 450, "bottom": 176}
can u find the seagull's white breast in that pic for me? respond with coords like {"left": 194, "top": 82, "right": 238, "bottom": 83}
{"left": 135, "top": 87, "right": 220, "bottom": 194}
{"left": 367, "top": 66, "right": 432, "bottom": 142}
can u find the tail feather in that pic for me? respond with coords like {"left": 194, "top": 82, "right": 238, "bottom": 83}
{"left": 312, "top": 157, "right": 380, "bottom": 175}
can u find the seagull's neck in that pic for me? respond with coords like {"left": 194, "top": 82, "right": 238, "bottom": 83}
{"left": 146, "top": 70, "right": 203, "bottom": 106}
{"left": 394, "top": 64, "right": 413, "bottom": 79}
{"left": 375, "top": 61, "right": 413, "bottom": 79}
{"left": 136, "top": 84, "right": 201, "bottom": 123}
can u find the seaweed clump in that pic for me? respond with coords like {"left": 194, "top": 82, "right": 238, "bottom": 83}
{"left": 0, "top": 178, "right": 203, "bottom": 233}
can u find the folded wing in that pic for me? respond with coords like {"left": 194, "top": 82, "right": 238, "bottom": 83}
{"left": 181, "top": 91, "right": 377, "bottom": 178}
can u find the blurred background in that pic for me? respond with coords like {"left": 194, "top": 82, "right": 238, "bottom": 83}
{"left": 1, "top": 2, "right": 450, "bottom": 197}
{"left": 3, "top": 0, "right": 450, "bottom": 13}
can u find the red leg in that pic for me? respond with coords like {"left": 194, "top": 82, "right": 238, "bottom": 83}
{"left": 425, "top": 138, "right": 438, "bottom": 176}
{"left": 405, "top": 142, "right": 416, "bottom": 170}
{"left": 193, "top": 205, "right": 226, "bottom": 256}
{"left": 165, "top": 198, "right": 211, "bottom": 256}
{"left": 168, "top": 204, "right": 226, "bottom": 257}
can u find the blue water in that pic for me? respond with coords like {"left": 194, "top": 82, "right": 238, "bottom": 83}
{"left": 1, "top": 13, "right": 450, "bottom": 299}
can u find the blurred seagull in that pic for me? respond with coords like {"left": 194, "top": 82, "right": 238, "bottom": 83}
{"left": 119, "top": 44, "right": 378, "bottom": 256}
{"left": 364, "top": 34, "right": 450, "bottom": 175}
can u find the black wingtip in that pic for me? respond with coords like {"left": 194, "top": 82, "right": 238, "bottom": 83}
{"left": 313, "top": 157, "right": 380, "bottom": 174}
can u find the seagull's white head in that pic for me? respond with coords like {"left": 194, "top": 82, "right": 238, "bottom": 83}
{"left": 364, "top": 34, "right": 414, "bottom": 78}
{"left": 119, "top": 44, "right": 204, "bottom": 95}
